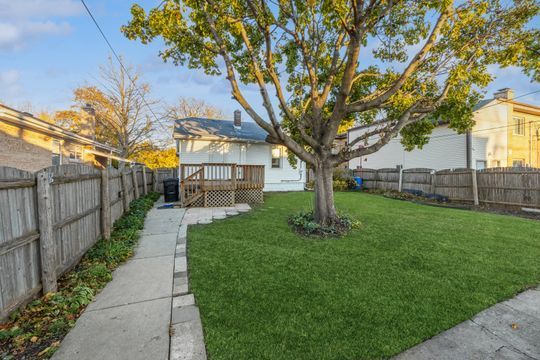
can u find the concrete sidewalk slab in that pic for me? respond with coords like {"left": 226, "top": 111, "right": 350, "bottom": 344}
{"left": 396, "top": 320, "right": 508, "bottom": 360}
{"left": 53, "top": 297, "right": 171, "bottom": 360}
{"left": 86, "top": 255, "right": 174, "bottom": 311}
{"left": 170, "top": 320, "right": 206, "bottom": 360}
{"left": 134, "top": 234, "right": 177, "bottom": 259}
{"left": 395, "top": 289, "right": 540, "bottom": 360}
{"left": 473, "top": 303, "right": 540, "bottom": 357}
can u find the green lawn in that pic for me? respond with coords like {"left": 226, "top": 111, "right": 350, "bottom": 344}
{"left": 187, "top": 192, "right": 540, "bottom": 359}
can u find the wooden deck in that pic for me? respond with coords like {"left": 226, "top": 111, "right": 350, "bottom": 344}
{"left": 180, "top": 163, "right": 264, "bottom": 207}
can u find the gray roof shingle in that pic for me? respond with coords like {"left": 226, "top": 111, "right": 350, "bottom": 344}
{"left": 173, "top": 117, "right": 269, "bottom": 143}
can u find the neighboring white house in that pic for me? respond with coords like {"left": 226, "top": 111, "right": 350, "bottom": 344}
{"left": 348, "top": 88, "right": 540, "bottom": 170}
{"left": 173, "top": 111, "right": 305, "bottom": 191}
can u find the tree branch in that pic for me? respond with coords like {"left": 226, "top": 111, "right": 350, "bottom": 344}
{"left": 346, "top": 3, "right": 452, "bottom": 113}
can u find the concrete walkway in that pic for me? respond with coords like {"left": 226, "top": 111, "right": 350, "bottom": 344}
{"left": 396, "top": 286, "right": 540, "bottom": 360}
{"left": 53, "top": 203, "right": 186, "bottom": 360}
{"left": 169, "top": 204, "right": 251, "bottom": 360}
{"left": 53, "top": 201, "right": 251, "bottom": 360}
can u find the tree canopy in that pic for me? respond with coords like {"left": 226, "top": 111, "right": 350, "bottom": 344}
{"left": 122, "top": 0, "right": 539, "bottom": 224}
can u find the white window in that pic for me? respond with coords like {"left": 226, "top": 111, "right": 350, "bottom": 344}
{"left": 69, "top": 146, "right": 83, "bottom": 162}
{"left": 513, "top": 117, "right": 525, "bottom": 136}
{"left": 512, "top": 159, "right": 525, "bottom": 167}
{"left": 51, "top": 140, "right": 61, "bottom": 166}
{"left": 475, "top": 160, "right": 486, "bottom": 170}
{"left": 271, "top": 145, "right": 282, "bottom": 168}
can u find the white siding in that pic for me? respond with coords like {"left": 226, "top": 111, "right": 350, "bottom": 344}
{"left": 178, "top": 140, "right": 305, "bottom": 191}
{"left": 348, "top": 125, "right": 467, "bottom": 170}
{"left": 179, "top": 140, "right": 211, "bottom": 164}
{"left": 348, "top": 100, "right": 509, "bottom": 171}
{"left": 471, "top": 102, "right": 508, "bottom": 167}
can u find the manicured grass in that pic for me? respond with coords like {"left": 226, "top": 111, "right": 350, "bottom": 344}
{"left": 188, "top": 192, "right": 540, "bottom": 359}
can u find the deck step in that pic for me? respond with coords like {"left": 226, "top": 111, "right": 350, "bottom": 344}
{"left": 182, "top": 192, "right": 204, "bottom": 207}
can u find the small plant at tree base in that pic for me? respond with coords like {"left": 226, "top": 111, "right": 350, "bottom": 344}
{"left": 0, "top": 192, "right": 160, "bottom": 360}
{"left": 288, "top": 211, "right": 361, "bottom": 237}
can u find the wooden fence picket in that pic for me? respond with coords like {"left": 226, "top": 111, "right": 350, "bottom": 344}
{"left": 36, "top": 169, "right": 57, "bottom": 294}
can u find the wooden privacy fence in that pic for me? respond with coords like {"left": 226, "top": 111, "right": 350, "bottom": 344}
{"left": 353, "top": 167, "right": 540, "bottom": 209}
{"left": 154, "top": 168, "right": 177, "bottom": 193}
{"left": 0, "top": 164, "right": 169, "bottom": 322}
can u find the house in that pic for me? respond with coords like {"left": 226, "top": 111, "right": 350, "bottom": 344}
{"left": 0, "top": 103, "right": 125, "bottom": 172}
{"left": 173, "top": 110, "right": 306, "bottom": 192}
{"left": 347, "top": 88, "right": 540, "bottom": 170}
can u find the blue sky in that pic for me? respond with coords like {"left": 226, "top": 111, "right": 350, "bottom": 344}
{"left": 0, "top": 0, "right": 539, "bottom": 130}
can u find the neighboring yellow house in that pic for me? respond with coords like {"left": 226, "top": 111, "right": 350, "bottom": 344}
{"left": 505, "top": 95, "right": 540, "bottom": 168}
{"left": 0, "top": 103, "right": 129, "bottom": 172}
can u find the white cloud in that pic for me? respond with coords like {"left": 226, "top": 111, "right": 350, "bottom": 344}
{"left": 0, "top": 21, "right": 72, "bottom": 50}
{"left": 0, "top": 0, "right": 81, "bottom": 50}
{"left": 0, "top": 0, "right": 83, "bottom": 19}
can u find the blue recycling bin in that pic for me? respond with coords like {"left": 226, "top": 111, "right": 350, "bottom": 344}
{"left": 353, "top": 176, "right": 363, "bottom": 190}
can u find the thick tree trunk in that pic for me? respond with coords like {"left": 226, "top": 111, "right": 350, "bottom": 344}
{"left": 313, "top": 164, "right": 338, "bottom": 225}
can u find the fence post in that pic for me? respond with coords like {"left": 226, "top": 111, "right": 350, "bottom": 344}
{"left": 121, "top": 170, "right": 129, "bottom": 212}
{"left": 398, "top": 166, "right": 403, "bottom": 192}
{"left": 471, "top": 169, "right": 479, "bottom": 206}
{"left": 132, "top": 166, "right": 140, "bottom": 199}
{"left": 142, "top": 167, "right": 148, "bottom": 195}
{"left": 430, "top": 171, "right": 437, "bottom": 194}
{"left": 36, "top": 169, "right": 57, "bottom": 293}
{"left": 101, "top": 168, "right": 111, "bottom": 240}
{"left": 153, "top": 170, "right": 159, "bottom": 193}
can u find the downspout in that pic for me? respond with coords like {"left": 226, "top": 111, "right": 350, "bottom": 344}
{"left": 466, "top": 131, "right": 472, "bottom": 169}
{"left": 529, "top": 121, "right": 533, "bottom": 166}
{"left": 281, "top": 161, "right": 304, "bottom": 182}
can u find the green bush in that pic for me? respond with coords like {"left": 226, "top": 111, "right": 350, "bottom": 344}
{"left": 288, "top": 210, "right": 361, "bottom": 237}
{"left": 333, "top": 179, "right": 349, "bottom": 191}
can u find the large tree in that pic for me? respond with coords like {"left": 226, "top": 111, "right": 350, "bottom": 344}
{"left": 57, "top": 57, "right": 156, "bottom": 158}
{"left": 168, "top": 97, "right": 224, "bottom": 120}
{"left": 122, "top": 0, "right": 538, "bottom": 225}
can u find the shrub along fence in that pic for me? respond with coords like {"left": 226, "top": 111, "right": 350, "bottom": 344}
{"left": 0, "top": 164, "right": 174, "bottom": 322}
{"left": 353, "top": 167, "right": 540, "bottom": 209}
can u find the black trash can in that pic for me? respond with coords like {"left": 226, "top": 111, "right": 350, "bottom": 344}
{"left": 163, "top": 178, "right": 179, "bottom": 202}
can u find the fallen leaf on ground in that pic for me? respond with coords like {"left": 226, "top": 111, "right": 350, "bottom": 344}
{"left": 38, "top": 347, "right": 50, "bottom": 356}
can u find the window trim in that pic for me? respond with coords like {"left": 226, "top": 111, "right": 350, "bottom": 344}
{"left": 512, "top": 159, "right": 525, "bottom": 168}
{"left": 68, "top": 146, "right": 83, "bottom": 163}
{"left": 271, "top": 145, "right": 282, "bottom": 169}
{"left": 51, "top": 139, "right": 62, "bottom": 165}
{"left": 475, "top": 160, "right": 487, "bottom": 170}
{"left": 513, "top": 116, "right": 525, "bottom": 136}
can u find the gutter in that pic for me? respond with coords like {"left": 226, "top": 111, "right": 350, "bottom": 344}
{"left": 0, "top": 105, "right": 119, "bottom": 154}
{"left": 173, "top": 135, "right": 267, "bottom": 144}
{"left": 84, "top": 148, "right": 135, "bottom": 164}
